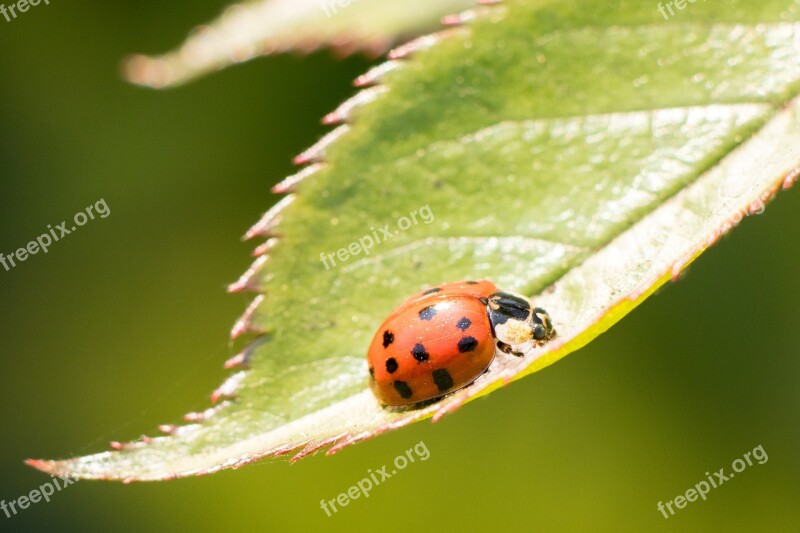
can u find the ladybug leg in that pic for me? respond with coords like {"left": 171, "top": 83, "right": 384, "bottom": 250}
{"left": 497, "top": 341, "right": 524, "bottom": 357}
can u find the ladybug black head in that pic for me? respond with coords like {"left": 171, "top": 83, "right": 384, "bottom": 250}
{"left": 531, "top": 307, "right": 556, "bottom": 342}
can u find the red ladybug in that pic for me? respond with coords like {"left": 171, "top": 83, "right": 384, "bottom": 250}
{"left": 367, "top": 280, "right": 556, "bottom": 406}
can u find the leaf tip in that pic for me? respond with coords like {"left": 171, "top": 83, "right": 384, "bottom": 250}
{"left": 243, "top": 195, "right": 296, "bottom": 240}
{"left": 227, "top": 256, "right": 268, "bottom": 293}
{"left": 211, "top": 371, "right": 247, "bottom": 403}
{"left": 387, "top": 28, "right": 466, "bottom": 60}
{"left": 272, "top": 164, "right": 326, "bottom": 195}
{"left": 353, "top": 60, "right": 403, "bottom": 87}
{"left": 293, "top": 125, "right": 351, "bottom": 165}
{"left": 230, "top": 295, "right": 266, "bottom": 339}
{"left": 25, "top": 458, "right": 53, "bottom": 474}
{"left": 321, "top": 86, "right": 389, "bottom": 126}
{"left": 122, "top": 54, "right": 175, "bottom": 89}
{"left": 158, "top": 424, "right": 177, "bottom": 435}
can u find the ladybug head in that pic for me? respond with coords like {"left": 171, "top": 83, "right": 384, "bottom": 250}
{"left": 487, "top": 292, "right": 556, "bottom": 347}
{"left": 531, "top": 307, "right": 556, "bottom": 343}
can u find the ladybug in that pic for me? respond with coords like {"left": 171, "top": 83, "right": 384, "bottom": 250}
{"left": 367, "top": 280, "right": 556, "bottom": 406}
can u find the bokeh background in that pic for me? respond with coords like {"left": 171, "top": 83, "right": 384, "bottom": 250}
{"left": 1, "top": 2, "right": 798, "bottom": 532}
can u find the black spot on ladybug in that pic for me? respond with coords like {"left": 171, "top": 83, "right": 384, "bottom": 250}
{"left": 456, "top": 317, "right": 472, "bottom": 331}
{"left": 385, "top": 358, "right": 399, "bottom": 374}
{"left": 422, "top": 287, "right": 441, "bottom": 295}
{"left": 457, "top": 336, "right": 478, "bottom": 353}
{"left": 466, "top": 280, "right": 479, "bottom": 285}
{"left": 433, "top": 369, "right": 454, "bottom": 392}
{"left": 412, "top": 343, "right": 430, "bottom": 363}
{"left": 394, "top": 381, "right": 413, "bottom": 399}
{"left": 382, "top": 330, "right": 394, "bottom": 348}
{"left": 419, "top": 306, "right": 437, "bottom": 321}
{"left": 369, "top": 367, "right": 374, "bottom": 377}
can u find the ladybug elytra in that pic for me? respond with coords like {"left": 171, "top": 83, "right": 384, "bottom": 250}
{"left": 367, "top": 280, "right": 556, "bottom": 406}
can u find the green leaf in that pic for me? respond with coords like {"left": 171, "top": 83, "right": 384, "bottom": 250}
{"left": 29, "top": 0, "right": 800, "bottom": 481}
{"left": 123, "top": 0, "right": 477, "bottom": 88}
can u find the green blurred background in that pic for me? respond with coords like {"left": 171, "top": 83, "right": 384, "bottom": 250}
{"left": 0, "top": 2, "right": 798, "bottom": 532}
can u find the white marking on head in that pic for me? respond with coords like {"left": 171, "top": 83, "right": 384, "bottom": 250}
{"left": 495, "top": 318, "right": 533, "bottom": 346}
